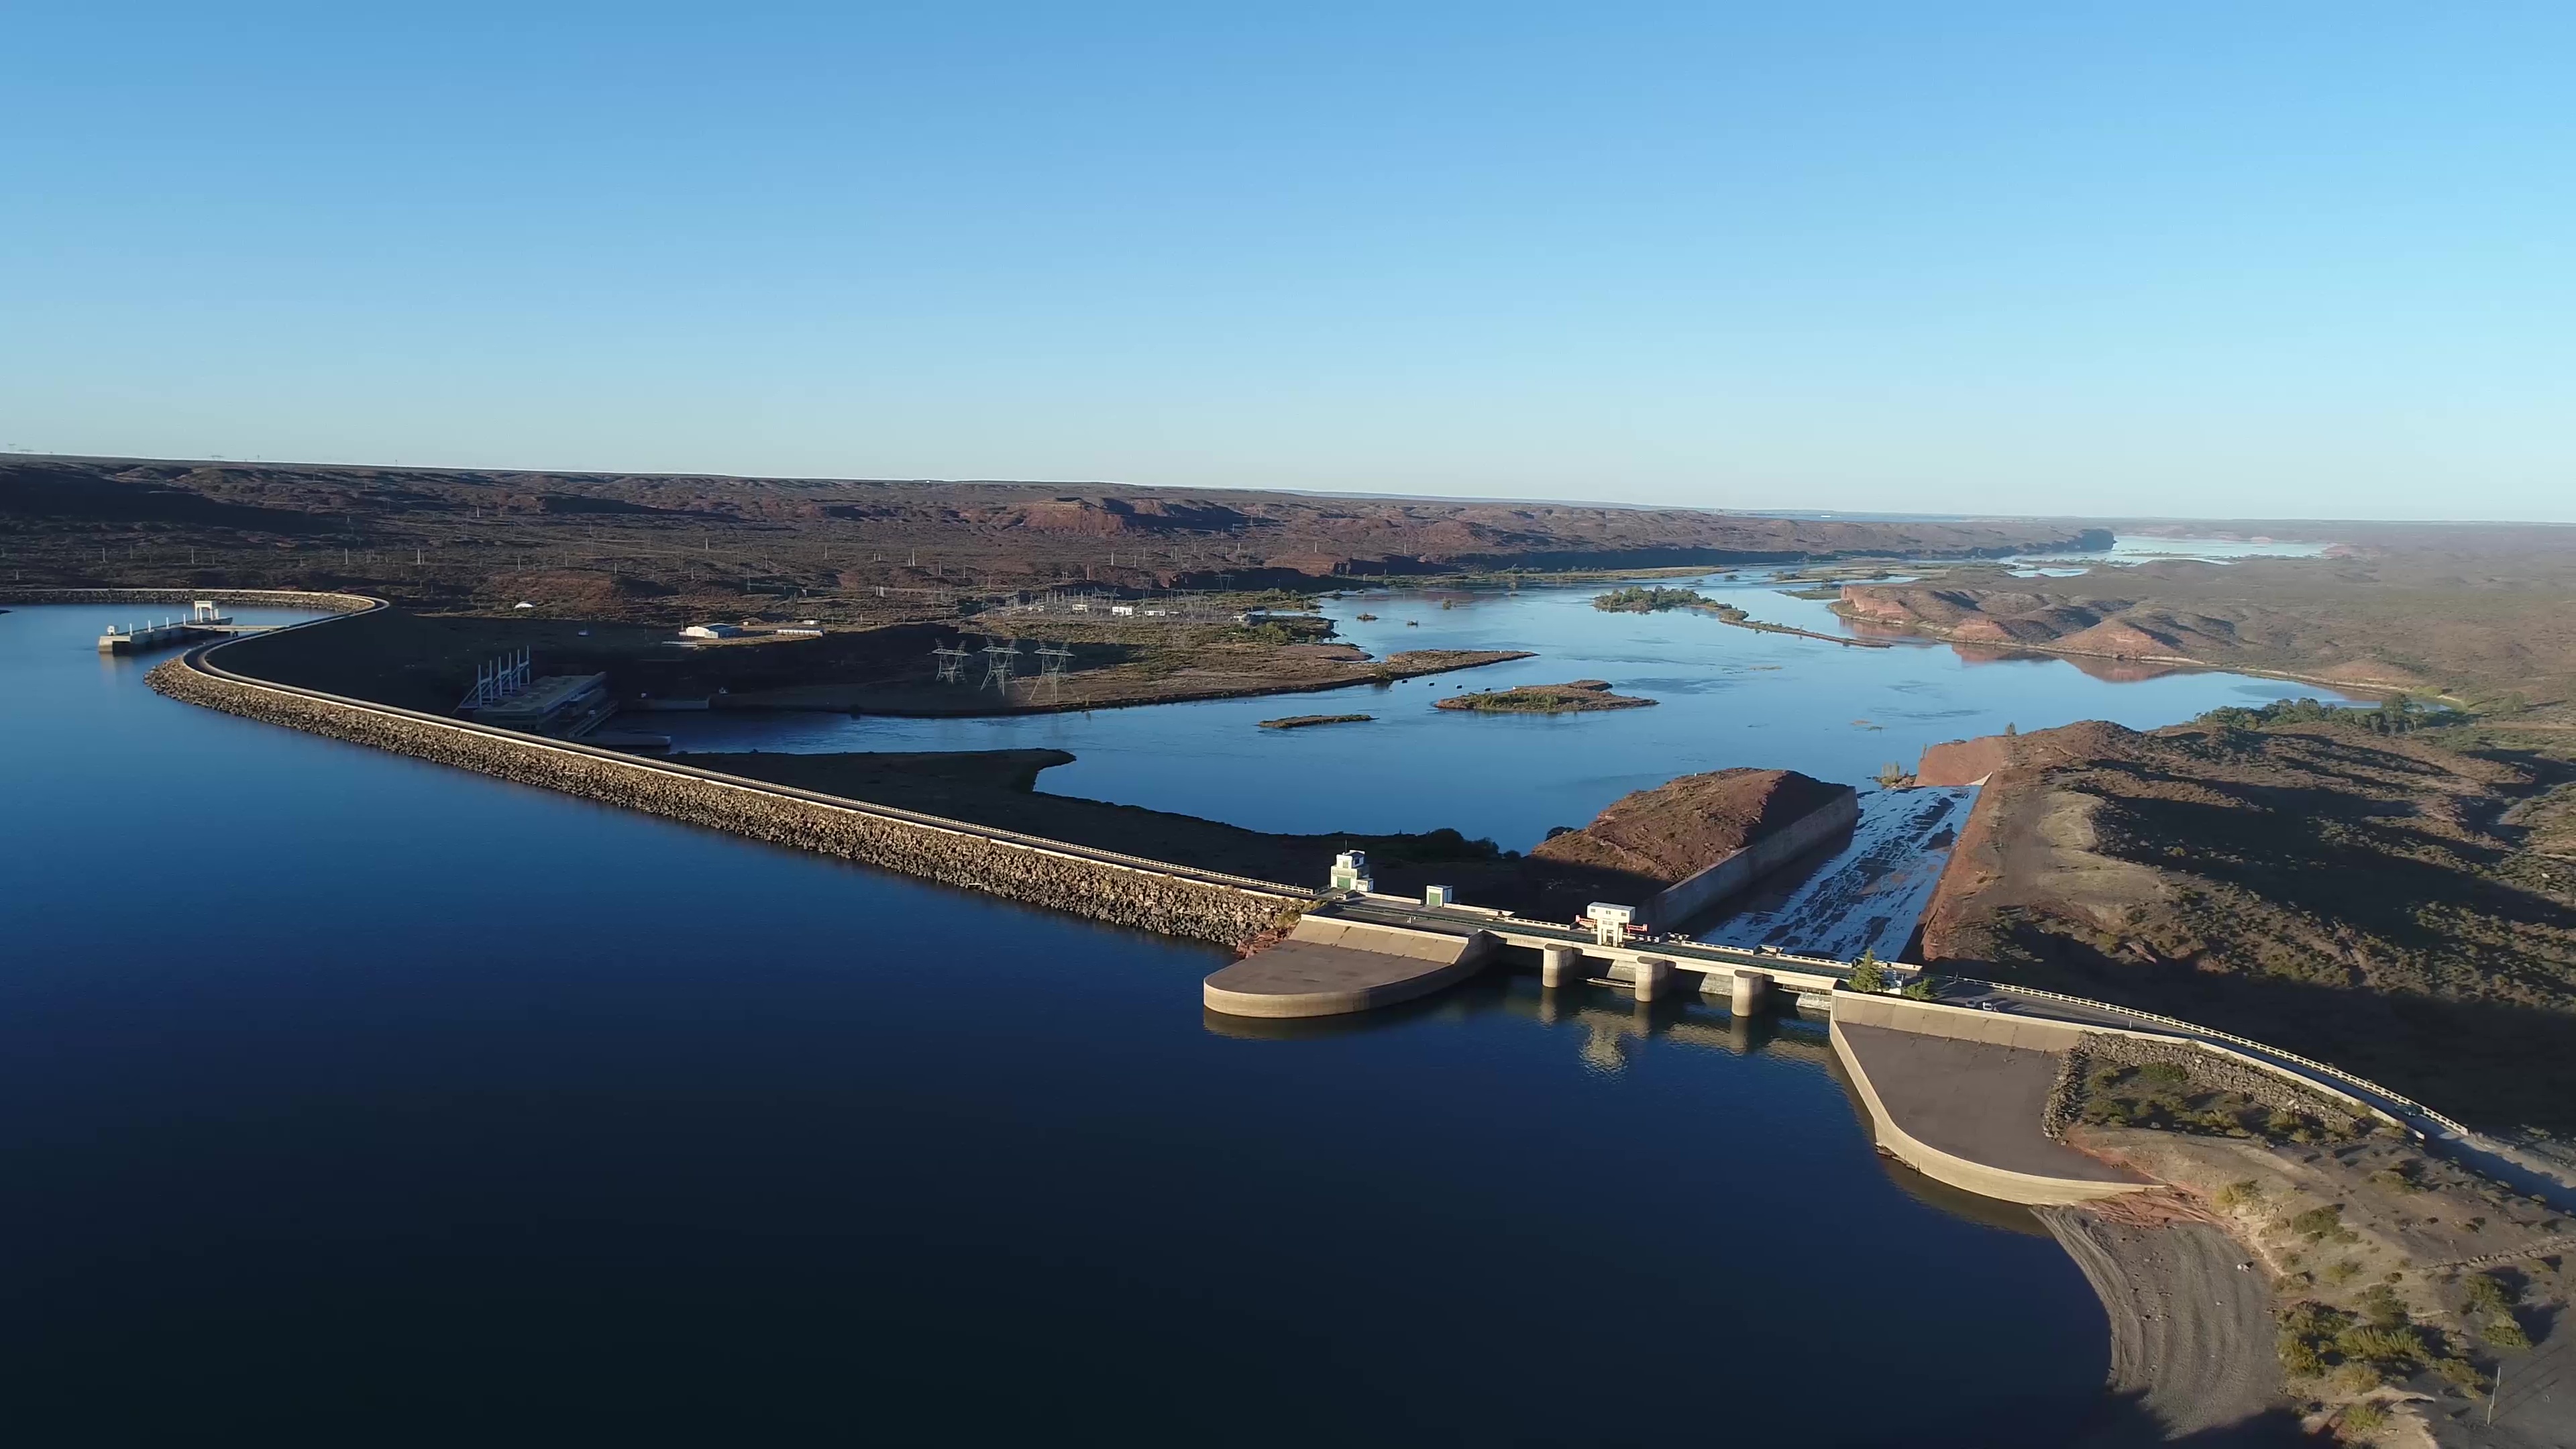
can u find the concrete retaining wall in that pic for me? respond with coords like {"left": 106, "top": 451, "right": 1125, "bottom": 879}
{"left": 1287, "top": 915, "right": 1485, "bottom": 962}
{"left": 150, "top": 627, "right": 1302, "bottom": 947}
{"left": 1643, "top": 786, "right": 1860, "bottom": 928}
{"left": 1828, "top": 1014, "right": 2149, "bottom": 1205}
{"left": 1830, "top": 991, "right": 2401, "bottom": 1132}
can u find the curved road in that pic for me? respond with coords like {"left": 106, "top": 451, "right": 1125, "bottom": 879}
{"left": 1955, "top": 980, "right": 2576, "bottom": 1214}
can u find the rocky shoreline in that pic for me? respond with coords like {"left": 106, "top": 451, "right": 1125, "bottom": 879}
{"left": 149, "top": 653, "right": 1299, "bottom": 947}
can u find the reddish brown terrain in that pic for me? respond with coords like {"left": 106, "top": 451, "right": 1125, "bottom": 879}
{"left": 1532, "top": 767, "right": 1851, "bottom": 884}
{"left": 1839, "top": 525, "right": 2576, "bottom": 705}
{"left": 2, "top": 454, "right": 2106, "bottom": 623}
{"left": 1913, "top": 718, "right": 2576, "bottom": 1131}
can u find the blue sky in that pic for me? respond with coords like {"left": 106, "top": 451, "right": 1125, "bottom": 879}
{"left": 4, "top": 3, "right": 2570, "bottom": 520}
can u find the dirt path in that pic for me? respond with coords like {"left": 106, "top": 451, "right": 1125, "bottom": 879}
{"left": 2038, "top": 1208, "right": 2300, "bottom": 1446}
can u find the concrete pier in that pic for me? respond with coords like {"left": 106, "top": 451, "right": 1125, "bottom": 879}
{"left": 1632, "top": 957, "right": 1672, "bottom": 1003}
{"left": 1731, "top": 969, "right": 1770, "bottom": 1017}
{"left": 1203, "top": 916, "right": 1501, "bottom": 1018}
{"left": 1541, "top": 945, "right": 1582, "bottom": 988}
{"left": 97, "top": 601, "right": 269, "bottom": 655}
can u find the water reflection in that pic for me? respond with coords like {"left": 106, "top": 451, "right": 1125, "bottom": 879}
{"left": 1205, "top": 969, "right": 1828, "bottom": 1067}
{"left": 1202, "top": 965, "right": 2056, "bottom": 1237}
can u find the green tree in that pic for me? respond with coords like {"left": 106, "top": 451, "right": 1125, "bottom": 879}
{"left": 1848, "top": 949, "right": 1886, "bottom": 994}
{"left": 1899, "top": 971, "right": 1939, "bottom": 1000}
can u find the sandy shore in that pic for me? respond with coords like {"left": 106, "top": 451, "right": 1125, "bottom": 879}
{"left": 2038, "top": 1206, "right": 2302, "bottom": 1446}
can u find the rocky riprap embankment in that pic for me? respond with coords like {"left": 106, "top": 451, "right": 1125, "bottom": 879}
{"left": 150, "top": 657, "right": 1298, "bottom": 946}
{"left": 2044, "top": 1031, "right": 2370, "bottom": 1140}
{"left": 0, "top": 586, "right": 380, "bottom": 611}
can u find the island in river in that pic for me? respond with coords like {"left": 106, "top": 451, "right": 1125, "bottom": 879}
{"left": 1435, "top": 679, "right": 1654, "bottom": 714}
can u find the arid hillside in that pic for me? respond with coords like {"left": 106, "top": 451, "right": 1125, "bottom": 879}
{"left": 1, "top": 454, "right": 2104, "bottom": 622}
{"left": 1839, "top": 526, "right": 2576, "bottom": 704}
{"left": 1914, "top": 718, "right": 2576, "bottom": 1132}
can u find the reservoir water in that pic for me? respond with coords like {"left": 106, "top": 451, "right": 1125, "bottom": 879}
{"left": 649, "top": 566, "right": 2333, "bottom": 852}
{"left": 0, "top": 583, "right": 2294, "bottom": 1444}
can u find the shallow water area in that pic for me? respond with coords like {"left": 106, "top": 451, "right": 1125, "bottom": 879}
{"left": 0, "top": 601, "right": 2137, "bottom": 1444}
{"left": 1697, "top": 784, "right": 1980, "bottom": 961}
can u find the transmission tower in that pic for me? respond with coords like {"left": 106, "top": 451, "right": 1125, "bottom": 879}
{"left": 980, "top": 638, "right": 1021, "bottom": 692}
{"left": 459, "top": 647, "right": 533, "bottom": 710}
{"left": 931, "top": 641, "right": 971, "bottom": 684}
{"left": 1034, "top": 642, "right": 1073, "bottom": 702}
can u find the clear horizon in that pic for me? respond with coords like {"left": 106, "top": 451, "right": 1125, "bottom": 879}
{"left": 7, "top": 4, "right": 2571, "bottom": 522}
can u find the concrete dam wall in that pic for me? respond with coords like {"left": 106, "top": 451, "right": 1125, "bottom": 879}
{"left": 1644, "top": 786, "right": 1859, "bottom": 928}
{"left": 150, "top": 631, "right": 1303, "bottom": 947}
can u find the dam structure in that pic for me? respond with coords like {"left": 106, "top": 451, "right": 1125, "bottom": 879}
{"left": 1203, "top": 864, "right": 1888, "bottom": 1020}
{"left": 124, "top": 587, "right": 2559, "bottom": 1215}
{"left": 96, "top": 599, "right": 272, "bottom": 654}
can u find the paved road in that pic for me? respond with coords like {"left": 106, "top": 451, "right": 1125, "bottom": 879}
{"left": 1953, "top": 981, "right": 2576, "bottom": 1214}
{"left": 1332, "top": 897, "right": 1868, "bottom": 984}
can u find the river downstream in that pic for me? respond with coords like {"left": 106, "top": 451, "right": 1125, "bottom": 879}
{"left": 649, "top": 561, "right": 2329, "bottom": 852}
{"left": 0, "top": 598, "right": 2142, "bottom": 1444}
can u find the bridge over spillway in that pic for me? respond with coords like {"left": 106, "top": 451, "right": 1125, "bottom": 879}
{"left": 1204, "top": 876, "right": 1912, "bottom": 1022}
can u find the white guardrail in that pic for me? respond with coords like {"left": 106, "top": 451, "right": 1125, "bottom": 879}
{"left": 1962, "top": 977, "right": 2474, "bottom": 1139}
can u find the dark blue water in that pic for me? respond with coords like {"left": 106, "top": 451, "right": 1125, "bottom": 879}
{"left": 1, "top": 604, "right": 2106, "bottom": 1445}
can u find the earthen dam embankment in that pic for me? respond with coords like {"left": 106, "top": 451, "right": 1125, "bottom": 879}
{"left": 142, "top": 594, "right": 1303, "bottom": 947}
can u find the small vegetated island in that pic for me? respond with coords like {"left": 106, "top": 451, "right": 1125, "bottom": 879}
{"left": 1591, "top": 586, "right": 1888, "bottom": 647}
{"left": 1591, "top": 585, "right": 1710, "bottom": 613}
{"left": 1256, "top": 713, "right": 1372, "bottom": 730}
{"left": 1436, "top": 679, "right": 1654, "bottom": 714}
